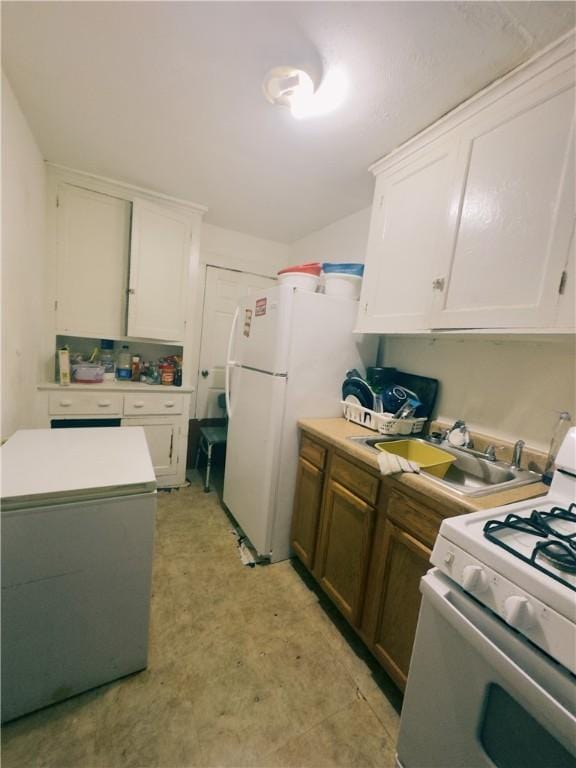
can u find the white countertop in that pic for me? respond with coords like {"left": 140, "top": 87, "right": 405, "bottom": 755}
{"left": 38, "top": 382, "right": 194, "bottom": 393}
{"left": 1, "top": 427, "right": 157, "bottom": 510}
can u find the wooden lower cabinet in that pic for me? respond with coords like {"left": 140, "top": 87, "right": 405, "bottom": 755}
{"left": 369, "top": 521, "right": 431, "bottom": 690}
{"left": 315, "top": 478, "right": 375, "bottom": 627}
{"left": 291, "top": 430, "right": 448, "bottom": 692}
{"left": 291, "top": 457, "right": 324, "bottom": 570}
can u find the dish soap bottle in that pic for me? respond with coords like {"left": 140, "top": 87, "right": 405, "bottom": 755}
{"left": 116, "top": 344, "right": 132, "bottom": 381}
{"left": 542, "top": 411, "right": 572, "bottom": 485}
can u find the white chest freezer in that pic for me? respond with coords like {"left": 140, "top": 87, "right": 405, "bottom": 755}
{"left": 1, "top": 427, "right": 157, "bottom": 722}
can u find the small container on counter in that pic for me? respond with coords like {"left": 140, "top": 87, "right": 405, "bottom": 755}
{"left": 116, "top": 345, "right": 131, "bottom": 381}
{"left": 131, "top": 355, "right": 141, "bottom": 382}
{"left": 158, "top": 360, "right": 175, "bottom": 386}
{"left": 99, "top": 339, "right": 115, "bottom": 381}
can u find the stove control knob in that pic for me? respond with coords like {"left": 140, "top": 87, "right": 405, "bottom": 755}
{"left": 462, "top": 565, "right": 489, "bottom": 593}
{"left": 504, "top": 596, "right": 536, "bottom": 630}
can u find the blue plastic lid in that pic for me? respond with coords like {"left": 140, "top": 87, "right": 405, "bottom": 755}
{"left": 322, "top": 262, "right": 364, "bottom": 276}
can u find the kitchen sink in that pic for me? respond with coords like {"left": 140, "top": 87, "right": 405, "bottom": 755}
{"left": 347, "top": 435, "right": 542, "bottom": 497}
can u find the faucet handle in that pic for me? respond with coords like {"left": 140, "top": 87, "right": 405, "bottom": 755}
{"left": 484, "top": 444, "right": 497, "bottom": 461}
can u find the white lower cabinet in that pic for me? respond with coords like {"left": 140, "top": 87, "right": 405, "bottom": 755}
{"left": 42, "top": 386, "right": 191, "bottom": 488}
{"left": 121, "top": 418, "right": 178, "bottom": 478}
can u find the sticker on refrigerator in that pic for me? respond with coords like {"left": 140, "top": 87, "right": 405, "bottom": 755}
{"left": 255, "top": 298, "right": 267, "bottom": 317}
{"left": 243, "top": 309, "right": 253, "bottom": 337}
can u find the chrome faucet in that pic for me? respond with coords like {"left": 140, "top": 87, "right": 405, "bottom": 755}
{"left": 511, "top": 439, "right": 525, "bottom": 470}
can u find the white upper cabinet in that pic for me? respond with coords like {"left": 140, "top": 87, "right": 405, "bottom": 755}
{"left": 127, "top": 199, "right": 192, "bottom": 341}
{"left": 56, "top": 185, "right": 131, "bottom": 337}
{"left": 359, "top": 140, "right": 459, "bottom": 333}
{"left": 430, "top": 69, "right": 575, "bottom": 329}
{"left": 357, "top": 32, "right": 576, "bottom": 334}
{"left": 52, "top": 171, "right": 205, "bottom": 342}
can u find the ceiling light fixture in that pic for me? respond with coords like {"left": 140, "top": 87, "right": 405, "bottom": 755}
{"left": 263, "top": 66, "right": 347, "bottom": 120}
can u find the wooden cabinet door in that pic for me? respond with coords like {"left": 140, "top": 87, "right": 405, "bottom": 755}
{"left": 356, "top": 139, "right": 460, "bottom": 334}
{"left": 316, "top": 479, "right": 374, "bottom": 627}
{"left": 291, "top": 457, "right": 324, "bottom": 570}
{"left": 430, "top": 70, "right": 575, "bottom": 329}
{"left": 127, "top": 198, "right": 193, "bottom": 341}
{"left": 371, "top": 520, "right": 431, "bottom": 691}
{"left": 56, "top": 184, "right": 131, "bottom": 336}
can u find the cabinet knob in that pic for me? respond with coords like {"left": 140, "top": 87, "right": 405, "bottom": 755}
{"left": 164, "top": 401, "right": 175, "bottom": 408}
{"left": 432, "top": 277, "right": 445, "bottom": 291}
{"left": 59, "top": 400, "right": 72, "bottom": 407}
{"left": 97, "top": 400, "right": 112, "bottom": 407}
{"left": 201, "top": 370, "right": 209, "bottom": 378}
{"left": 133, "top": 401, "right": 145, "bottom": 408}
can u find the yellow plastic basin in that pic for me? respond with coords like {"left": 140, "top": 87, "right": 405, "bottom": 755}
{"left": 374, "top": 440, "right": 456, "bottom": 479}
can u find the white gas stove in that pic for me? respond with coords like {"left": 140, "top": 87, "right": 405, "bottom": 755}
{"left": 431, "top": 427, "right": 576, "bottom": 673}
{"left": 397, "top": 428, "right": 576, "bottom": 768}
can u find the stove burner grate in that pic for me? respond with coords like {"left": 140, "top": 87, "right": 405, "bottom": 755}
{"left": 484, "top": 503, "right": 576, "bottom": 591}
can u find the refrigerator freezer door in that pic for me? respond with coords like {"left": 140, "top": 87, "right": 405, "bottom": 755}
{"left": 228, "top": 285, "right": 293, "bottom": 375}
{"left": 223, "top": 366, "right": 287, "bottom": 558}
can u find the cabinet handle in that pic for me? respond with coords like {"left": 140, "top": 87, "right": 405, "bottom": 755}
{"left": 432, "top": 278, "right": 445, "bottom": 291}
{"left": 164, "top": 401, "right": 175, "bottom": 408}
{"left": 59, "top": 400, "right": 72, "bottom": 407}
{"left": 97, "top": 400, "right": 112, "bottom": 408}
{"left": 133, "top": 401, "right": 145, "bottom": 408}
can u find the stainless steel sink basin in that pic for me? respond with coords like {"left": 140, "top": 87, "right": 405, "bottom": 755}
{"left": 347, "top": 435, "right": 542, "bottom": 497}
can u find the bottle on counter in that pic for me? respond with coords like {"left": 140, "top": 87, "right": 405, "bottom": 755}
{"left": 99, "top": 339, "right": 115, "bottom": 381}
{"left": 116, "top": 344, "right": 132, "bottom": 381}
{"left": 131, "top": 355, "right": 141, "bottom": 382}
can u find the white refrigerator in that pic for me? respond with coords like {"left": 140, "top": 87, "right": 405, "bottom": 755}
{"left": 223, "top": 285, "right": 376, "bottom": 563}
{"left": 1, "top": 427, "right": 156, "bottom": 722}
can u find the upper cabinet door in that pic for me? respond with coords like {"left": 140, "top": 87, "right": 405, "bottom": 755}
{"left": 430, "top": 69, "right": 575, "bottom": 329}
{"left": 127, "top": 198, "right": 193, "bottom": 341}
{"left": 356, "top": 140, "right": 460, "bottom": 333}
{"left": 56, "top": 185, "right": 131, "bottom": 336}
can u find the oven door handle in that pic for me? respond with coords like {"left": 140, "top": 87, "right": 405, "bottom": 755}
{"left": 420, "top": 573, "right": 576, "bottom": 756}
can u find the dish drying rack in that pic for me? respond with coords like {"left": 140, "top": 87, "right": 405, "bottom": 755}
{"left": 341, "top": 401, "right": 426, "bottom": 435}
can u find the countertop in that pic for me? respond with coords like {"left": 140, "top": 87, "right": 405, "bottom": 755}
{"left": 298, "top": 418, "right": 548, "bottom": 515}
{"left": 38, "top": 382, "right": 194, "bottom": 394}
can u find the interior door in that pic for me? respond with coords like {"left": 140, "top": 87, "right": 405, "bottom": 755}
{"left": 196, "top": 267, "right": 276, "bottom": 419}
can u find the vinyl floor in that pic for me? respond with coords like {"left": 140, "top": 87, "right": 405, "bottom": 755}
{"left": 1, "top": 472, "right": 401, "bottom": 768}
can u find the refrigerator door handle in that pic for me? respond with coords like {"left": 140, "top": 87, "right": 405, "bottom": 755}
{"left": 225, "top": 306, "right": 240, "bottom": 417}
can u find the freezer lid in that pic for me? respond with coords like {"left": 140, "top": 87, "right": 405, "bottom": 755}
{"left": 1, "top": 428, "right": 156, "bottom": 511}
{"left": 228, "top": 284, "right": 293, "bottom": 374}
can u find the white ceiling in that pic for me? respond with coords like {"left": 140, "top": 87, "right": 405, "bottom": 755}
{"left": 2, "top": 1, "right": 574, "bottom": 243}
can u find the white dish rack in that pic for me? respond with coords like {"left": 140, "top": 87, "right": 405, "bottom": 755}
{"left": 341, "top": 400, "right": 426, "bottom": 435}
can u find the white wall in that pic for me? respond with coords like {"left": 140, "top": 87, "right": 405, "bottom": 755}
{"left": 1, "top": 74, "right": 48, "bottom": 440}
{"left": 201, "top": 222, "right": 290, "bottom": 276}
{"left": 384, "top": 335, "right": 576, "bottom": 452}
{"left": 288, "top": 207, "right": 371, "bottom": 267}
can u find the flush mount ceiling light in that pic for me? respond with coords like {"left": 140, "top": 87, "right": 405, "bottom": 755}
{"left": 263, "top": 65, "right": 347, "bottom": 120}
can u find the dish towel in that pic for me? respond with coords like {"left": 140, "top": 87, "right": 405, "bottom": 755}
{"left": 377, "top": 451, "right": 421, "bottom": 476}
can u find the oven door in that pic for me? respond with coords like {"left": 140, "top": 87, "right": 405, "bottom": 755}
{"left": 396, "top": 569, "right": 576, "bottom": 768}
